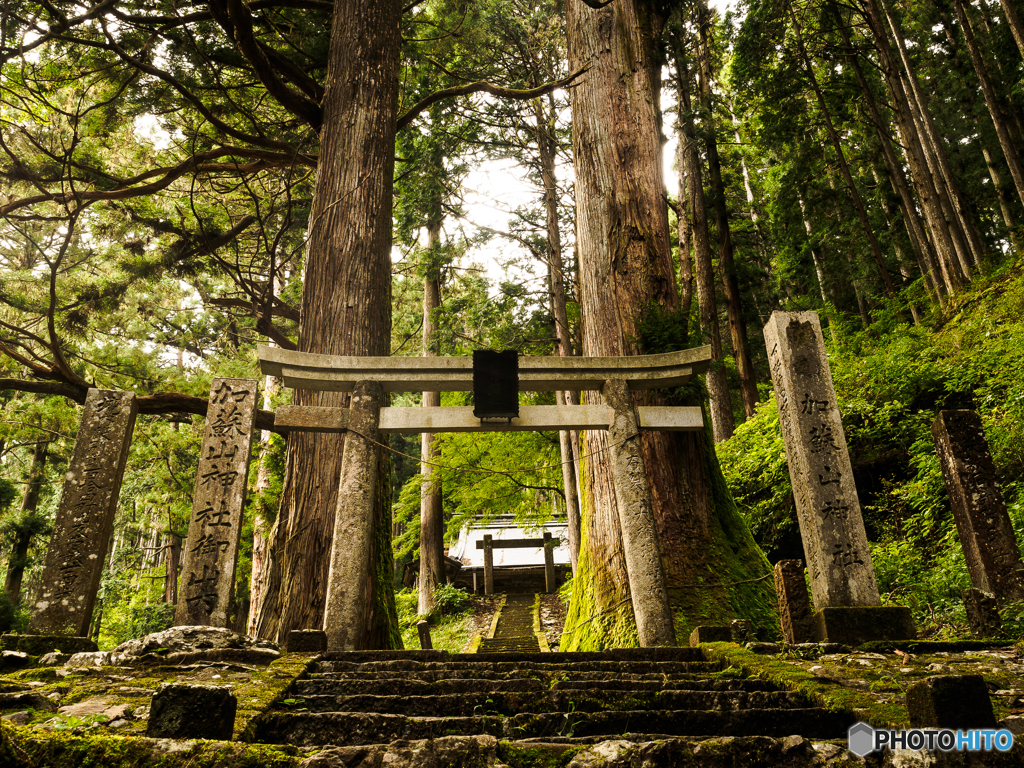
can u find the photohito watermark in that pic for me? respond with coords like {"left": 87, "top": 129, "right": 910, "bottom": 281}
{"left": 848, "top": 722, "right": 1015, "bottom": 756}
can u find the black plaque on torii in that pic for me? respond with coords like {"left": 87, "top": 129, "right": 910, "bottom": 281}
{"left": 472, "top": 349, "right": 519, "bottom": 420}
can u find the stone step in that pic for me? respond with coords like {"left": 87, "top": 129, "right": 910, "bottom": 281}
{"left": 477, "top": 637, "right": 540, "bottom": 653}
{"left": 318, "top": 647, "right": 706, "bottom": 664}
{"left": 288, "top": 689, "right": 813, "bottom": 717}
{"left": 314, "top": 659, "right": 720, "bottom": 675}
{"left": 306, "top": 669, "right": 733, "bottom": 684}
{"left": 294, "top": 676, "right": 779, "bottom": 697}
{"left": 250, "top": 707, "right": 853, "bottom": 746}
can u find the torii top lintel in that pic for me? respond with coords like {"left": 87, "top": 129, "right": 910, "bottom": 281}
{"left": 257, "top": 344, "right": 713, "bottom": 394}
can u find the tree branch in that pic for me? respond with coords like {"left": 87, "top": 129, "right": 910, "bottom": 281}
{"left": 396, "top": 67, "right": 589, "bottom": 131}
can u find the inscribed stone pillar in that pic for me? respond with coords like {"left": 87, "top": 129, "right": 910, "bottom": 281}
{"left": 933, "top": 410, "right": 1024, "bottom": 601}
{"left": 323, "top": 380, "right": 383, "bottom": 652}
{"left": 764, "top": 311, "right": 881, "bottom": 609}
{"left": 30, "top": 389, "right": 137, "bottom": 636}
{"left": 603, "top": 378, "right": 677, "bottom": 647}
{"left": 774, "top": 559, "right": 815, "bottom": 644}
{"left": 175, "top": 378, "right": 258, "bottom": 627}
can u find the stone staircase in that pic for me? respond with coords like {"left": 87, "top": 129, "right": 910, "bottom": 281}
{"left": 478, "top": 593, "right": 541, "bottom": 653}
{"left": 248, "top": 647, "right": 854, "bottom": 756}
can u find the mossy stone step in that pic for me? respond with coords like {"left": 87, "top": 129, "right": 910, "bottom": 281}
{"left": 293, "top": 676, "right": 546, "bottom": 697}
{"left": 288, "top": 689, "right": 813, "bottom": 717}
{"left": 478, "top": 637, "right": 540, "bottom": 653}
{"left": 307, "top": 669, "right": 730, "bottom": 684}
{"left": 318, "top": 647, "right": 706, "bottom": 664}
{"left": 250, "top": 706, "right": 853, "bottom": 746}
{"left": 315, "top": 659, "right": 720, "bottom": 675}
{"left": 549, "top": 677, "right": 779, "bottom": 692}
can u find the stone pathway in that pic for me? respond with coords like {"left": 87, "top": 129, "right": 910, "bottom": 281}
{"left": 478, "top": 593, "right": 540, "bottom": 653}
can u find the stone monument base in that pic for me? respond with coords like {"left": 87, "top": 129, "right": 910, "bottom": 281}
{"left": 812, "top": 606, "right": 916, "bottom": 646}
{"left": 0, "top": 633, "right": 98, "bottom": 656}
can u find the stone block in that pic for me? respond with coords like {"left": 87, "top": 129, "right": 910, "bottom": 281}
{"left": 146, "top": 683, "right": 237, "bottom": 740}
{"left": 729, "top": 619, "right": 753, "bottom": 643}
{"left": 907, "top": 675, "right": 997, "bottom": 729}
{"left": 0, "top": 651, "right": 29, "bottom": 671}
{"left": 812, "top": 606, "right": 915, "bottom": 646}
{"left": 962, "top": 588, "right": 1002, "bottom": 637}
{"left": 688, "top": 626, "right": 733, "bottom": 646}
{"left": 286, "top": 630, "right": 327, "bottom": 654}
{"left": 0, "top": 633, "right": 97, "bottom": 656}
{"left": 774, "top": 560, "right": 815, "bottom": 644}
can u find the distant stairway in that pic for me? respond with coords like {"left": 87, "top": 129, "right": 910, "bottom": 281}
{"left": 478, "top": 592, "right": 540, "bottom": 653}
{"left": 249, "top": 648, "right": 853, "bottom": 752}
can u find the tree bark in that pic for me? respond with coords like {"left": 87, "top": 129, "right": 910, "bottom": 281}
{"left": 163, "top": 533, "right": 181, "bottom": 605}
{"left": 997, "top": 0, "right": 1024, "bottom": 57}
{"left": 253, "top": 0, "right": 401, "bottom": 648}
{"left": 563, "top": 0, "right": 774, "bottom": 648}
{"left": 796, "top": 191, "right": 832, "bottom": 307}
{"left": 696, "top": 5, "right": 759, "bottom": 420}
{"left": 4, "top": 440, "right": 47, "bottom": 603}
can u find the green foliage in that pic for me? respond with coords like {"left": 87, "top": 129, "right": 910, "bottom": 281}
{"left": 431, "top": 582, "right": 469, "bottom": 616}
{"left": 393, "top": 587, "right": 474, "bottom": 652}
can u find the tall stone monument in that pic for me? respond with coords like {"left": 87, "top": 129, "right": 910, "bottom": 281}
{"left": 175, "top": 378, "right": 258, "bottom": 627}
{"left": 765, "top": 311, "right": 914, "bottom": 644}
{"left": 933, "top": 409, "right": 1024, "bottom": 601}
{"left": 30, "top": 389, "right": 137, "bottom": 637}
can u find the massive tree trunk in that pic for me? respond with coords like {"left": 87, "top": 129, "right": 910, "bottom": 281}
{"left": 696, "top": 5, "right": 759, "bottom": 420}
{"left": 254, "top": 0, "right": 401, "bottom": 648}
{"left": 534, "top": 97, "right": 583, "bottom": 573}
{"left": 4, "top": 440, "right": 48, "bottom": 603}
{"left": 562, "top": 0, "right": 774, "bottom": 649}
{"left": 418, "top": 209, "right": 445, "bottom": 616}
{"left": 670, "top": 31, "right": 733, "bottom": 443}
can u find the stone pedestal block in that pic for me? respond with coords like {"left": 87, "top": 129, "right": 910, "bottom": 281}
{"left": 146, "top": 683, "right": 237, "bottom": 740}
{"left": 30, "top": 389, "right": 137, "bottom": 636}
{"left": 933, "top": 410, "right": 1024, "bottom": 600}
{"left": 730, "top": 619, "right": 753, "bottom": 643}
{"left": 774, "top": 560, "right": 815, "bottom": 644}
{"left": 176, "top": 378, "right": 258, "bottom": 627}
{"left": 812, "top": 606, "right": 916, "bottom": 646}
{"left": 286, "top": 630, "right": 327, "bottom": 654}
{"left": 0, "top": 634, "right": 97, "bottom": 656}
{"left": 907, "top": 675, "right": 996, "bottom": 729}
{"left": 764, "top": 312, "right": 880, "bottom": 609}
{"left": 688, "top": 626, "right": 733, "bottom": 646}
{"left": 962, "top": 588, "right": 1002, "bottom": 637}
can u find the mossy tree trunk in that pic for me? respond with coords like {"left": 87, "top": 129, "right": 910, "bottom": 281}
{"left": 253, "top": 0, "right": 401, "bottom": 648}
{"left": 561, "top": 0, "right": 776, "bottom": 650}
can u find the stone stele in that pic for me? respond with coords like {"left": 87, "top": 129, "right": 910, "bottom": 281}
{"left": 29, "top": 389, "right": 137, "bottom": 637}
{"left": 764, "top": 311, "right": 880, "bottom": 609}
{"left": 933, "top": 409, "right": 1024, "bottom": 601}
{"left": 175, "top": 378, "right": 258, "bottom": 627}
{"left": 773, "top": 559, "right": 815, "bottom": 644}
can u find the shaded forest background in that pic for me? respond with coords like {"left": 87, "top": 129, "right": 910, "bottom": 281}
{"left": 1, "top": 0, "right": 1023, "bottom": 647}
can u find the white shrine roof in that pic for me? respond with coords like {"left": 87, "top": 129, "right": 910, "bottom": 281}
{"left": 450, "top": 515, "right": 570, "bottom": 569}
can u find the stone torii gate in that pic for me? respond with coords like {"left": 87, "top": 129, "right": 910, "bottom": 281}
{"left": 259, "top": 344, "right": 712, "bottom": 651}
